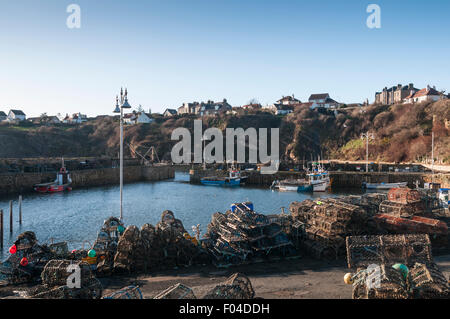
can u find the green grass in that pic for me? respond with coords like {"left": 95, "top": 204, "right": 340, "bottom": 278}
{"left": 341, "top": 138, "right": 364, "bottom": 151}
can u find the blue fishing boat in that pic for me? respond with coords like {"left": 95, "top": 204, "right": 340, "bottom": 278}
{"left": 201, "top": 169, "right": 247, "bottom": 187}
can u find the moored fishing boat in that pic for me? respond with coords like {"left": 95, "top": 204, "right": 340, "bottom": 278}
{"left": 270, "top": 179, "right": 313, "bottom": 192}
{"left": 271, "top": 163, "right": 330, "bottom": 192}
{"left": 363, "top": 182, "right": 408, "bottom": 190}
{"left": 201, "top": 169, "right": 247, "bottom": 187}
{"left": 34, "top": 160, "right": 72, "bottom": 193}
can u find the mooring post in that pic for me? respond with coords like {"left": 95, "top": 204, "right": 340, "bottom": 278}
{"left": 19, "top": 195, "right": 22, "bottom": 224}
{"left": 0, "top": 209, "right": 3, "bottom": 248}
{"left": 9, "top": 200, "right": 13, "bottom": 234}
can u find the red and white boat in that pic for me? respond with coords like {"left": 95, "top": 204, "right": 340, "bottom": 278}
{"left": 34, "top": 160, "right": 72, "bottom": 193}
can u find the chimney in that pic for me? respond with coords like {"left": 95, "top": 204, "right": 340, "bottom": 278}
{"left": 409, "top": 83, "right": 413, "bottom": 89}
{"left": 427, "top": 85, "right": 431, "bottom": 91}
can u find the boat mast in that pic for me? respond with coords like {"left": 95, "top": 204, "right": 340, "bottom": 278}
{"left": 431, "top": 131, "right": 434, "bottom": 183}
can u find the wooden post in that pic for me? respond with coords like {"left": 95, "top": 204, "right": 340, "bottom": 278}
{"left": 9, "top": 200, "right": 13, "bottom": 234}
{"left": 19, "top": 195, "right": 22, "bottom": 224}
{"left": 0, "top": 210, "right": 3, "bottom": 248}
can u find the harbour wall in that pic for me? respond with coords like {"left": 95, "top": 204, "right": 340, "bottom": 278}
{"left": 0, "top": 165, "right": 175, "bottom": 196}
{"left": 189, "top": 169, "right": 450, "bottom": 188}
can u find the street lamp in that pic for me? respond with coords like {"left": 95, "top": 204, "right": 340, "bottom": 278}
{"left": 361, "top": 131, "right": 375, "bottom": 173}
{"left": 113, "top": 88, "right": 132, "bottom": 221}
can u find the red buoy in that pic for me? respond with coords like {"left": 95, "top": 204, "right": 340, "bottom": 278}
{"left": 9, "top": 245, "right": 17, "bottom": 254}
{"left": 20, "top": 257, "right": 28, "bottom": 267}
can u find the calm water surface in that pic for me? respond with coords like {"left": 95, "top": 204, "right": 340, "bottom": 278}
{"left": 0, "top": 172, "right": 363, "bottom": 258}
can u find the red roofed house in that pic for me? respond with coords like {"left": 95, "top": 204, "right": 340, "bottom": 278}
{"left": 404, "top": 85, "right": 446, "bottom": 104}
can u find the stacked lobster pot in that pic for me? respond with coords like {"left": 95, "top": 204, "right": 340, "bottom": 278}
{"left": 203, "top": 202, "right": 296, "bottom": 267}
{"left": 338, "top": 193, "right": 387, "bottom": 215}
{"left": 345, "top": 234, "right": 449, "bottom": 299}
{"left": 379, "top": 188, "right": 426, "bottom": 218}
{"left": 289, "top": 198, "right": 372, "bottom": 260}
{"left": 408, "top": 262, "right": 449, "bottom": 299}
{"left": 0, "top": 232, "right": 66, "bottom": 286}
{"left": 112, "top": 210, "right": 209, "bottom": 274}
{"left": 94, "top": 216, "right": 125, "bottom": 276}
{"left": 203, "top": 273, "right": 255, "bottom": 299}
{"left": 374, "top": 188, "right": 448, "bottom": 247}
{"left": 27, "top": 259, "right": 103, "bottom": 299}
{"left": 102, "top": 285, "right": 143, "bottom": 299}
{"left": 154, "top": 283, "right": 197, "bottom": 299}
{"left": 153, "top": 273, "right": 255, "bottom": 299}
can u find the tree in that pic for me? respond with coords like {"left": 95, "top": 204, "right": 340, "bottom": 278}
{"left": 247, "top": 98, "right": 259, "bottom": 105}
{"left": 40, "top": 113, "right": 49, "bottom": 124}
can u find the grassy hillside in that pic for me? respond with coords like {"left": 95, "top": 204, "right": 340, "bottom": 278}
{"left": 0, "top": 100, "right": 448, "bottom": 164}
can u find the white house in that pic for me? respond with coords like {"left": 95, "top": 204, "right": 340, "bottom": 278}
{"left": 404, "top": 86, "right": 445, "bottom": 104}
{"left": 135, "top": 112, "right": 154, "bottom": 124}
{"left": 265, "top": 104, "right": 294, "bottom": 115}
{"left": 163, "top": 109, "right": 177, "bottom": 117}
{"left": 123, "top": 111, "right": 154, "bottom": 124}
{"left": 69, "top": 112, "right": 87, "bottom": 124}
{"left": 309, "top": 93, "right": 340, "bottom": 109}
{"left": 276, "top": 95, "right": 301, "bottom": 105}
{"left": 123, "top": 113, "right": 137, "bottom": 124}
{"left": 7, "top": 109, "right": 26, "bottom": 122}
{"left": 0, "top": 111, "right": 7, "bottom": 122}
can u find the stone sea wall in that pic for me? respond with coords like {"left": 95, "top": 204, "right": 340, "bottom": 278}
{"left": 189, "top": 168, "right": 450, "bottom": 188}
{"left": 0, "top": 165, "right": 175, "bottom": 196}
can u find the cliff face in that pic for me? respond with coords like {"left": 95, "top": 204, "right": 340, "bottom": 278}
{"left": 0, "top": 100, "right": 448, "bottom": 163}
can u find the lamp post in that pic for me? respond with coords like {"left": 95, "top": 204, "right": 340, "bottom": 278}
{"left": 361, "top": 131, "right": 375, "bottom": 173}
{"left": 114, "top": 88, "right": 132, "bottom": 221}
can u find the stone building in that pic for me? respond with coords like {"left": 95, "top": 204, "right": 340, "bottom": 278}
{"left": 374, "top": 83, "right": 419, "bottom": 105}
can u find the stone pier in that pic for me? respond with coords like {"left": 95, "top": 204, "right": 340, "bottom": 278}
{"left": 189, "top": 168, "right": 449, "bottom": 188}
{"left": 0, "top": 165, "right": 175, "bottom": 196}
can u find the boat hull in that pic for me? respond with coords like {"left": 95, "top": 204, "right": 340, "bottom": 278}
{"left": 278, "top": 184, "right": 313, "bottom": 192}
{"left": 364, "top": 182, "right": 408, "bottom": 190}
{"left": 34, "top": 183, "right": 72, "bottom": 193}
{"left": 201, "top": 178, "right": 241, "bottom": 187}
{"left": 312, "top": 182, "right": 328, "bottom": 192}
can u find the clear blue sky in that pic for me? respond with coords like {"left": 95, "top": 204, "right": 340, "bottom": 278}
{"left": 1, "top": 0, "right": 449, "bottom": 117}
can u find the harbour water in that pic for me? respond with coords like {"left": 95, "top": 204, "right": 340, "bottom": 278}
{"left": 0, "top": 171, "right": 363, "bottom": 258}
